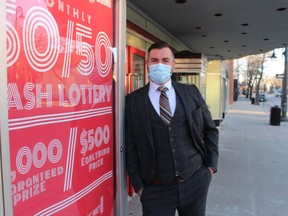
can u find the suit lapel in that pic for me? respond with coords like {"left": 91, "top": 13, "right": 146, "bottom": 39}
{"left": 172, "top": 81, "right": 198, "bottom": 136}
{"left": 137, "top": 84, "right": 154, "bottom": 148}
{"left": 172, "top": 81, "right": 192, "bottom": 122}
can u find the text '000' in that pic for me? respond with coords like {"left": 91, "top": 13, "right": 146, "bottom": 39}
{"left": 15, "top": 139, "right": 62, "bottom": 175}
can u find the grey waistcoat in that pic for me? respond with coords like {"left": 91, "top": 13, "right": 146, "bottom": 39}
{"left": 148, "top": 93, "right": 203, "bottom": 185}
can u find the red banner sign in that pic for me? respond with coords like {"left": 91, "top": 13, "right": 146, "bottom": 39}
{"left": 6, "top": 0, "right": 114, "bottom": 215}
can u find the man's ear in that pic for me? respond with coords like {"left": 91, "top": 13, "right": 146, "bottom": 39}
{"left": 172, "top": 60, "right": 176, "bottom": 71}
{"left": 146, "top": 61, "right": 150, "bottom": 72}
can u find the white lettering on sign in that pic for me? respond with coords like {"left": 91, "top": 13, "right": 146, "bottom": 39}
{"left": 88, "top": 0, "right": 111, "bottom": 8}
{"left": 79, "top": 124, "right": 111, "bottom": 172}
{"left": 6, "top": 21, "right": 20, "bottom": 67}
{"left": 26, "top": 0, "right": 92, "bottom": 24}
{"left": 88, "top": 158, "right": 103, "bottom": 172}
{"left": 86, "top": 196, "right": 104, "bottom": 216}
{"left": 16, "top": 139, "right": 62, "bottom": 174}
{"left": 95, "top": 147, "right": 110, "bottom": 159}
{"left": 81, "top": 147, "right": 110, "bottom": 172}
{"left": 7, "top": 83, "right": 112, "bottom": 110}
{"left": 7, "top": 6, "right": 112, "bottom": 78}
{"left": 8, "top": 83, "right": 53, "bottom": 110}
{"left": 81, "top": 153, "right": 95, "bottom": 166}
{"left": 11, "top": 166, "right": 64, "bottom": 206}
{"left": 80, "top": 125, "right": 110, "bottom": 155}
{"left": 23, "top": 6, "right": 60, "bottom": 73}
{"left": 12, "top": 181, "right": 46, "bottom": 206}
{"left": 58, "top": 84, "right": 112, "bottom": 107}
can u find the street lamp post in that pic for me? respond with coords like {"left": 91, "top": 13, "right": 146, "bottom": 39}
{"left": 281, "top": 47, "right": 288, "bottom": 121}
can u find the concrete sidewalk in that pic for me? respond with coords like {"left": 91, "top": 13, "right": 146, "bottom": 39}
{"left": 128, "top": 95, "right": 288, "bottom": 216}
{"left": 206, "top": 95, "right": 288, "bottom": 216}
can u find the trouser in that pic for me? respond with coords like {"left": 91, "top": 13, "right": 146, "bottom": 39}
{"left": 140, "top": 165, "right": 212, "bottom": 216}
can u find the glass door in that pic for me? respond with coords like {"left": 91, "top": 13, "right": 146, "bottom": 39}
{"left": 126, "top": 46, "right": 146, "bottom": 94}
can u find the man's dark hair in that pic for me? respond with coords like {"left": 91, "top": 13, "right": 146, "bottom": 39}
{"left": 147, "top": 41, "right": 175, "bottom": 58}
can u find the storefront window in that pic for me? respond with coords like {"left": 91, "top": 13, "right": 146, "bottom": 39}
{"left": 5, "top": 1, "right": 115, "bottom": 215}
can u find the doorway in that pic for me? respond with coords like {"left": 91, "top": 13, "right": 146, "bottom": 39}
{"left": 126, "top": 46, "right": 146, "bottom": 94}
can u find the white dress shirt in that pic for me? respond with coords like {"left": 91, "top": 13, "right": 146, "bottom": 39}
{"left": 148, "top": 80, "right": 176, "bottom": 116}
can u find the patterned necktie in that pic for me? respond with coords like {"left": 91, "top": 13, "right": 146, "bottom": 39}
{"left": 158, "top": 86, "right": 172, "bottom": 124}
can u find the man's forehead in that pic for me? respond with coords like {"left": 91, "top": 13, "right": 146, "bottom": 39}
{"left": 149, "top": 48, "right": 173, "bottom": 58}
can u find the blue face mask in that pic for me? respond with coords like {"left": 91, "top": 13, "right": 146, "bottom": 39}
{"left": 149, "top": 63, "right": 172, "bottom": 84}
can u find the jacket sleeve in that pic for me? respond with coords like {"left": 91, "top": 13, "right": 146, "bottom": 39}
{"left": 195, "top": 87, "right": 219, "bottom": 172}
{"left": 125, "top": 94, "right": 144, "bottom": 192}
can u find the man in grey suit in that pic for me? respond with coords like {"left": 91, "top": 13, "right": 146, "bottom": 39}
{"left": 125, "top": 41, "right": 219, "bottom": 216}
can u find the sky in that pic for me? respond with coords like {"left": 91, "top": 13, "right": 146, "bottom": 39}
{"left": 238, "top": 48, "right": 286, "bottom": 83}
{"left": 264, "top": 48, "right": 285, "bottom": 76}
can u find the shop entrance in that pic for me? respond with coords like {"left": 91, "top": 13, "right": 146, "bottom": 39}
{"left": 126, "top": 46, "right": 146, "bottom": 94}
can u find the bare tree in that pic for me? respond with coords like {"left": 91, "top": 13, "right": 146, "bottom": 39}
{"left": 254, "top": 53, "right": 266, "bottom": 105}
{"left": 246, "top": 56, "right": 258, "bottom": 99}
{"left": 245, "top": 53, "right": 267, "bottom": 105}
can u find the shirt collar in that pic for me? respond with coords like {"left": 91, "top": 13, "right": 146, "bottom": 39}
{"left": 150, "top": 80, "right": 172, "bottom": 92}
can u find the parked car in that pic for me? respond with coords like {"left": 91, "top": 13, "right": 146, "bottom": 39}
{"left": 275, "top": 89, "right": 282, "bottom": 97}
{"left": 259, "top": 93, "right": 267, "bottom": 102}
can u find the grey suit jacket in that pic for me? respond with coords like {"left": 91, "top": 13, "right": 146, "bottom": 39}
{"left": 125, "top": 80, "right": 219, "bottom": 192}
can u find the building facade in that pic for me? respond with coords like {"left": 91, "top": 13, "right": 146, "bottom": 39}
{"left": 0, "top": 1, "right": 232, "bottom": 215}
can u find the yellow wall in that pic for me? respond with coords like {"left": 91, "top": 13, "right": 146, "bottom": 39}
{"left": 206, "top": 61, "right": 222, "bottom": 119}
{"left": 206, "top": 60, "right": 230, "bottom": 122}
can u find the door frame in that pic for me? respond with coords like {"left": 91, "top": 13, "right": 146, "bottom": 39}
{"left": 126, "top": 46, "right": 146, "bottom": 94}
